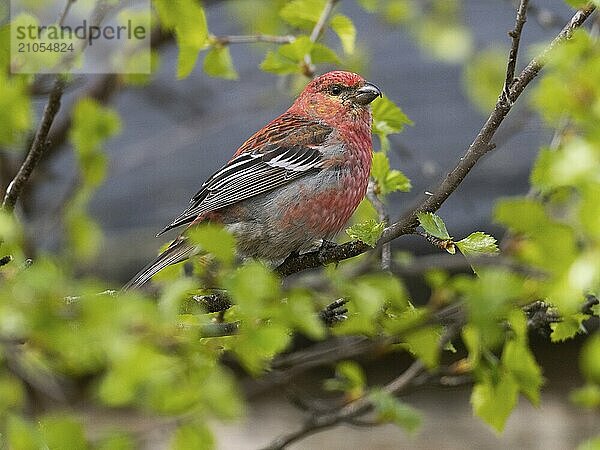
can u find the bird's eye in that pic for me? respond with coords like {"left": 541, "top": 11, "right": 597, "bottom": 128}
{"left": 330, "top": 85, "right": 343, "bottom": 96}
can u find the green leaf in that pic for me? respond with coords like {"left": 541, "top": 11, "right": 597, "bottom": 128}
{"left": 550, "top": 313, "right": 590, "bottom": 342}
{"left": 471, "top": 371, "right": 519, "bottom": 432}
{"left": 371, "top": 152, "right": 411, "bottom": 195}
{"left": 462, "top": 47, "right": 506, "bottom": 113}
{"left": 404, "top": 326, "right": 441, "bottom": 369}
{"left": 570, "top": 384, "right": 600, "bottom": 409}
{"left": 324, "top": 361, "right": 366, "bottom": 398}
{"left": 226, "top": 262, "right": 280, "bottom": 315}
{"left": 417, "top": 212, "right": 451, "bottom": 240}
{"left": 564, "top": 0, "right": 590, "bottom": 8}
{"left": 260, "top": 36, "right": 311, "bottom": 74}
{"left": 330, "top": 14, "right": 356, "bottom": 54}
{"left": 577, "top": 435, "right": 600, "bottom": 450}
{"left": 279, "top": 0, "right": 326, "bottom": 29}
{"left": 260, "top": 50, "right": 300, "bottom": 74}
{"left": 310, "top": 43, "right": 340, "bottom": 64}
{"left": 70, "top": 98, "right": 121, "bottom": 155}
{"left": 203, "top": 46, "right": 238, "bottom": 79}
{"left": 531, "top": 140, "right": 600, "bottom": 192}
{"left": 39, "top": 414, "right": 88, "bottom": 450}
{"left": 357, "top": 0, "right": 380, "bottom": 13}
{"left": 415, "top": 22, "right": 473, "bottom": 64}
{"left": 97, "top": 432, "right": 135, "bottom": 450}
{"left": 283, "top": 290, "right": 325, "bottom": 340}
{"left": 278, "top": 36, "right": 313, "bottom": 60}
{"left": 372, "top": 96, "right": 413, "bottom": 141}
{"left": 153, "top": 0, "right": 208, "bottom": 78}
{"left": 346, "top": 218, "right": 384, "bottom": 246}
{"left": 0, "top": 73, "right": 31, "bottom": 147}
{"left": 234, "top": 324, "right": 292, "bottom": 374}
{"left": 456, "top": 232, "right": 499, "bottom": 256}
{"left": 65, "top": 211, "right": 103, "bottom": 261}
{"left": 6, "top": 415, "right": 43, "bottom": 450}
{"left": 462, "top": 324, "right": 482, "bottom": 367}
{"left": 581, "top": 333, "right": 600, "bottom": 384}
{"left": 369, "top": 389, "right": 421, "bottom": 433}
{"left": 494, "top": 198, "right": 548, "bottom": 234}
{"left": 502, "top": 340, "right": 544, "bottom": 405}
{"left": 188, "top": 223, "right": 236, "bottom": 266}
{"left": 171, "top": 422, "right": 214, "bottom": 450}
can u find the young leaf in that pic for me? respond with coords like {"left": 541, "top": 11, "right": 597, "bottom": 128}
{"left": 502, "top": 340, "right": 544, "bottom": 405}
{"left": 569, "top": 384, "right": 600, "bottom": 409}
{"left": 581, "top": 333, "right": 600, "bottom": 384}
{"left": 417, "top": 212, "right": 451, "bottom": 240}
{"left": 153, "top": 0, "right": 208, "bottom": 78}
{"left": 372, "top": 96, "right": 413, "bottom": 151}
{"left": 171, "top": 422, "right": 214, "bottom": 450}
{"left": 310, "top": 43, "right": 340, "bottom": 64}
{"left": 330, "top": 14, "right": 356, "bottom": 54}
{"left": 260, "top": 51, "right": 300, "bottom": 74}
{"left": 550, "top": 313, "right": 590, "bottom": 342}
{"left": 471, "top": 372, "right": 519, "bottom": 433}
{"left": 456, "top": 232, "right": 499, "bottom": 257}
{"left": 279, "top": 0, "right": 326, "bottom": 29}
{"left": 371, "top": 152, "right": 411, "bottom": 195}
{"left": 260, "top": 36, "right": 314, "bottom": 74}
{"left": 0, "top": 73, "right": 31, "bottom": 147}
{"left": 324, "top": 361, "right": 366, "bottom": 399}
{"left": 188, "top": 223, "right": 236, "bottom": 266}
{"left": 369, "top": 389, "right": 422, "bottom": 433}
{"left": 203, "top": 46, "right": 238, "bottom": 79}
{"left": 372, "top": 96, "right": 413, "bottom": 136}
{"left": 404, "top": 326, "right": 441, "bottom": 369}
{"left": 346, "top": 218, "right": 384, "bottom": 247}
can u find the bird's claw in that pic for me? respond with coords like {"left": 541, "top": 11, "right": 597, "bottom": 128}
{"left": 319, "top": 298, "right": 349, "bottom": 326}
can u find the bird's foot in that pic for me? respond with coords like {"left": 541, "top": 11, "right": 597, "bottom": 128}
{"left": 319, "top": 298, "right": 349, "bottom": 326}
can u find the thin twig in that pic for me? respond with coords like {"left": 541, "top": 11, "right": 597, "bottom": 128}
{"left": 303, "top": 0, "right": 340, "bottom": 76}
{"left": 212, "top": 34, "right": 295, "bottom": 45}
{"left": 502, "top": 0, "right": 529, "bottom": 104}
{"left": 261, "top": 360, "right": 425, "bottom": 450}
{"left": 366, "top": 180, "right": 391, "bottom": 270}
{"left": 275, "top": 4, "right": 596, "bottom": 278}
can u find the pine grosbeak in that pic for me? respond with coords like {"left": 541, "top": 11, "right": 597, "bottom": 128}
{"left": 124, "top": 71, "right": 382, "bottom": 289}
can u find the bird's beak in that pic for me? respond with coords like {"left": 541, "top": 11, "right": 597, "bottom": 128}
{"left": 354, "top": 82, "right": 383, "bottom": 105}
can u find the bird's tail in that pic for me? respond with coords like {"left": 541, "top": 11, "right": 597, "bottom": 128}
{"left": 122, "top": 238, "right": 197, "bottom": 291}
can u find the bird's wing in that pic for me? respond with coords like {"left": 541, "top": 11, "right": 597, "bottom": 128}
{"left": 157, "top": 116, "right": 333, "bottom": 235}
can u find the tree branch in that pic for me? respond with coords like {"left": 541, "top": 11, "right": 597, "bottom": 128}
{"left": 276, "top": 3, "right": 597, "bottom": 277}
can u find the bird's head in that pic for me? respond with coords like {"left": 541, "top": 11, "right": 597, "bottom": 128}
{"left": 290, "top": 71, "right": 382, "bottom": 124}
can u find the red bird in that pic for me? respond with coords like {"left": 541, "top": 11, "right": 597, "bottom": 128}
{"left": 124, "top": 71, "right": 382, "bottom": 289}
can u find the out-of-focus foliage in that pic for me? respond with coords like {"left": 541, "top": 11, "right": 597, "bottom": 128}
{"left": 462, "top": 47, "right": 507, "bottom": 113}
{"left": 1, "top": 1, "right": 600, "bottom": 448}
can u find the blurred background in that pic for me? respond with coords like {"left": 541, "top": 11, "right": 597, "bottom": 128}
{"left": 7, "top": 0, "right": 599, "bottom": 448}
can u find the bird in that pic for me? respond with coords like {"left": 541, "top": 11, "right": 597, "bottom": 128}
{"left": 123, "top": 71, "right": 382, "bottom": 290}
